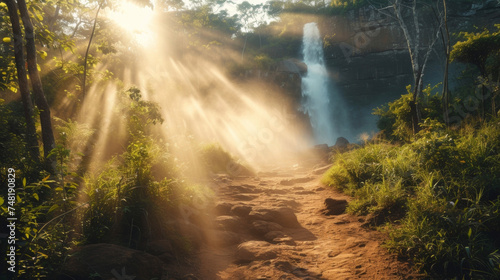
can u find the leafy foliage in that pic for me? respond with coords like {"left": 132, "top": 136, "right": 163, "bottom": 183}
{"left": 451, "top": 24, "right": 500, "bottom": 76}
{"left": 373, "top": 84, "right": 443, "bottom": 142}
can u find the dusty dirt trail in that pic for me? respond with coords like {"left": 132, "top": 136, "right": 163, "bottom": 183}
{"left": 180, "top": 160, "right": 422, "bottom": 280}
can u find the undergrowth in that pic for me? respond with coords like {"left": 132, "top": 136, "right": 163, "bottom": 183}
{"left": 322, "top": 117, "right": 500, "bottom": 279}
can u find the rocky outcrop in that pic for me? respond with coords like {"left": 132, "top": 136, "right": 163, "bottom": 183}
{"left": 318, "top": 2, "right": 500, "bottom": 135}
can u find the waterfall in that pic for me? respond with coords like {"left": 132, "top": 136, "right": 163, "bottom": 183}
{"left": 301, "top": 22, "right": 345, "bottom": 145}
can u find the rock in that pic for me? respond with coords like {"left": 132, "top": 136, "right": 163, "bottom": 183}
{"left": 279, "top": 177, "right": 314, "bottom": 186}
{"left": 274, "top": 260, "right": 295, "bottom": 272}
{"left": 215, "top": 215, "right": 243, "bottom": 232}
{"left": 273, "top": 236, "right": 296, "bottom": 246}
{"left": 266, "top": 188, "right": 287, "bottom": 194}
{"left": 276, "top": 58, "right": 307, "bottom": 75}
{"left": 214, "top": 202, "right": 233, "bottom": 215}
{"left": 251, "top": 221, "right": 284, "bottom": 236}
{"left": 277, "top": 199, "right": 301, "bottom": 209}
{"left": 334, "top": 137, "right": 350, "bottom": 148}
{"left": 249, "top": 207, "right": 301, "bottom": 228}
{"left": 264, "top": 231, "right": 286, "bottom": 242}
{"left": 230, "top": 204, "right": 252, "bottom": 217}
{"left": 58, "top": 243, "right": 163, "bottom": 280}
{"left": 230, "top": 184, "right": 262, "bottom": 193}
{"left": 229, "top": 194, "right": 258, "bottom": 201}
{"left": 295, "top": 190, "right": 315, "bottom": 195}
{"left": 322, "top": 198, "right": 348, "bottom": 215}
{"left": 235, "top": 241, "right": 278, "bottom": 263}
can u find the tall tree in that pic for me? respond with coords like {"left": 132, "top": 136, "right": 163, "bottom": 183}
{"left": 437, "top": 0, "right": 451, "bottom": 126}
{"left": 371, "top": 0, "right": 443, "bottom": 134}
{"left": 82, "top": 0, "right": 103, "bottom": 98}
{"left": 3, "top": 0, "right": 40, "bottom": 164}
{"left": 4, "top": 0, "right": 57, "bottom": 172}
{"left": 451, "top": 25, "right": 500, "bottom": 118}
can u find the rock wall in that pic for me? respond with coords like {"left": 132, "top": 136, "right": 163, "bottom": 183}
{"left": 248, "top": 2, "right": 500, "bottom": 142}
{"left": 318, "top": 2, "right": 500, "bottom": 139}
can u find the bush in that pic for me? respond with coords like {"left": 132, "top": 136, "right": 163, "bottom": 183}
{"left": 373, "top": 84, "right": 443, "bottom": 142}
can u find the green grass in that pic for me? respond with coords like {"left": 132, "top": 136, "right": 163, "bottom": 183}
{"left": 322, "top": 117, "right": 500, "bottom": 279}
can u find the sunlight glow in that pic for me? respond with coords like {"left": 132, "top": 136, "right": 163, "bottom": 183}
{"left": 106, "top": 2, "right": 155, "bottom": 46}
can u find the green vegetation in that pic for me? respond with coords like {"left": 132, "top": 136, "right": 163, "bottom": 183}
{"left": 324, "top": 22, "right": 500, "bottom": 278}
{"left": 323, "top": 118, "right": 500, "bottom": 278}
{"left": 1, "top": 0, "right": 500, "bottom": 278}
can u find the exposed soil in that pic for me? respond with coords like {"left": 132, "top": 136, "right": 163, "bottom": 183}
{"left": 164, "top": 158, "right": 424, "bottom": 280}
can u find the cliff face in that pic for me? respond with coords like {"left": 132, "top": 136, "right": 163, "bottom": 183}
{"left": 254, "top": 2, "right": 500, "bottom": 141}
{"left": 313, "top": 1, "right": 500, "bottom": 138}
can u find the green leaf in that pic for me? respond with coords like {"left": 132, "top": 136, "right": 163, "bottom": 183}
{"left": 0, "top": 196, "right": 4, "bottom": 206}
{"left": 468, "top": 227, "right": 472, "bottom": 238}
{"left": 23, "top": 177, "right": 26, "bottom": 187}
{"left": 33, "top": 193, "right": 39, "bottom": 201}
{"left": 47, "top": 204, "right": 59, "bottom": 214}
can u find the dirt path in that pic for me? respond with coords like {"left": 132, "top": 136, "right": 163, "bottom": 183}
{"left": 175, "top": 161, "right": 422, "bottom": 280}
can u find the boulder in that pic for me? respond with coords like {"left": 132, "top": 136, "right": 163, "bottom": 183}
{"left": 58, "top": 243, "right": 163, "bottom": 280}
{"left": 249, "top": 207, "right": 301, "bottom": 228}
{"left": 334, "top": 137, "right": 350, "bottom": 149}
{"left": 235, "top": 241, "right": 278, "bottom": 263}
{"left": 322, "top": 198, "right": 348, "bottom": 215}
{"left": 264, "top": 231, "right": 286, "bottom": 242}
{"left": 230, "top": 204, "right": 253, "bottom": 217}
{"left": 251, "top": 220, "right": 284, "bottom": 236}
{"left": 215, "top": 215, "right": 243, "bottom": 232}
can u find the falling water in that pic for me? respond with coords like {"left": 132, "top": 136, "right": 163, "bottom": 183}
{"left": 301, "top": 22, "right": 344, "bottom": 145}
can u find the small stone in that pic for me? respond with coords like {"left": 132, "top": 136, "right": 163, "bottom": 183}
{"left": 322, "top": 198, "right": 348, "bottom": 215}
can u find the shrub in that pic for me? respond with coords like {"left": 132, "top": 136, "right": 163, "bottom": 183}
{"left": 373, "top": 84, "right": 443, "bottom": 142}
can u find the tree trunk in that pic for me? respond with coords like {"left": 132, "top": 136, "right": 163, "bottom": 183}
{"left": 82, "top": 1, "right": 103, "bottom": 98}
{"left": 241, "top": 33, "right": 248, "bottom": 60}
{"left": 411, "top": 72, "right": 422, "bottom": 134}
{"left": 441, "top": 0, "right": 451, "bottom": 126}
{"left": 4, "top": 0, "right": 40, "bottom": 164}
{"left": 17, "top": 0, "right": 56, "bottom": 172}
